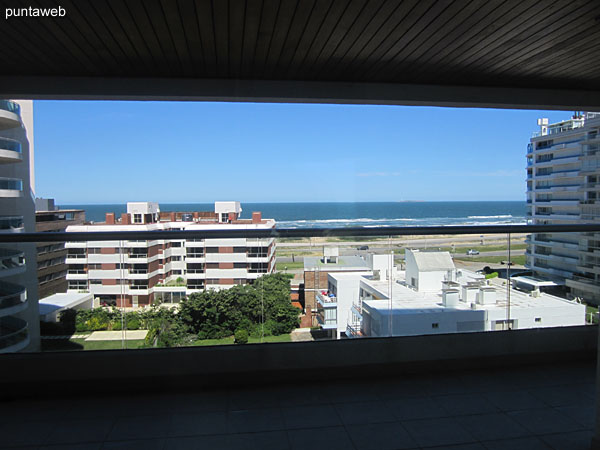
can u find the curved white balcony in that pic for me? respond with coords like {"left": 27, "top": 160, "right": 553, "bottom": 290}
{"left": 0, "top": 216, "right": 24, "bottom": 233}
{"left": 0, "top": 177, "right": 23, "bottom": 198}
{"left": 0, "top": 248, "right": 26, "bottom": 277}
{"left": 0, "top": 101, "right": 21, "bottom": 131}
{"left": 0, "top": 316, "right": 29, "bottom": 353}
{"left": 0, "top": 281, "right": 27, "bottom": 317}
{"left": 0, "top": 137, "right": 22, "bottom": 164}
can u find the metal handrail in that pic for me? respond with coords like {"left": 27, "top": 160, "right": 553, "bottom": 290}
{"left": 0, "top": 224, "right": 599, "bottom": 243}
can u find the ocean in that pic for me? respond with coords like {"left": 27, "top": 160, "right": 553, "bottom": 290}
{"left": 60, "top": 201, "right": 527, "bottom": 228}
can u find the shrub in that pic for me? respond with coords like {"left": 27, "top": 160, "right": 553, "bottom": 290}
{"left": 234, "top": 329, "right": 249, "bottom": 344}
{"left": 485, "top": 272, "right": 499, "bottom": 279}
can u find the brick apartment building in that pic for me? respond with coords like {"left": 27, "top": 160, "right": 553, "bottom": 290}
{"left": 35, "top": 198, "right": 85, "bottom": 299}
{"left": 65, "top": 201, "right": 276, "bottom": 307}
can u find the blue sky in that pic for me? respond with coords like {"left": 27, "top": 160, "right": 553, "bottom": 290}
{"left": 33, "top": 101, "right": 572, "bottom": 204}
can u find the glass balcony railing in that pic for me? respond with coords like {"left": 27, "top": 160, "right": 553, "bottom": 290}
{"left": 0, "top": 316, "right": 28, "bottom": 351}
{"left": 0, "top": 100, "right": 20, "bottom": 116}
{"left": 0, "top": 223, "right": 598, "bottom": 352}
{"left": 0, "top": 281, "right": 27, "bottom": 313}
{"left": 0, "top": 137, "right": 22, "bottom": 153}
{"left": 0, "top": 177, "right": 23, "bottom": 191}
{"left": 0, "top": 216, "right": 24, "bottom": 232}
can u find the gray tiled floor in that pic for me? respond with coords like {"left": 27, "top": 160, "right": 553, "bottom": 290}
{"left": 0, "top": 360, "right": 596, "bottom": 449}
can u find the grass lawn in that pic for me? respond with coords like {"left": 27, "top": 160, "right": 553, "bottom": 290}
{"left": 192, "top": 334, "right": 291, "bottom": 346}
{"left": 276, "top": 261, "right": 304, "bottom": 271}
{"left": 454, "top": 255, "right": 527, "bottom": 265}
{"left": 42, "top": 338, "right": 147, "bottom": 352}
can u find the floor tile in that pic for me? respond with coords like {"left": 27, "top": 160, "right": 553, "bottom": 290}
{"left": 540, "top": 430, "right": 594, "bottom": 450}
{"left": 0, "top": 420, "right": 56, "bottom": 446}
{"left": 553, "top": 405, "right": 595, "bottom": 430}
{"left": 44, "top": 418, "right": 115, "bottom": 445}
{"left": 107, "top": 415, "right": 171, "bottom": 441}
{"left": 228, "top": 407, "right": 284, "bottom": 433}
{"left": 229, "top": 388, "right": 281, "bottom": 411}
{"left": 528, "top": 385, "right": 594, "bottom": 408}
{"left": 102, "top": 439, "right": 166, "bottom": 450}
{"left": 348, "top": 421, "right": 418, "bottom": 450}
{"left": 483, "top": 390, "right": 548, "bottom": 411}
{"left": 455, "top": 412, "right": 528, "bottom": 441}
{"left": 335, "top": 400, "right": 396, "bottom": 425}
{"left": 40, "top": 444, "right": 102, "bottom": 450}
{"left": 169, "top": 411, "right": 228, "bottom": 436}
{"left": 387, "top": 396, "right": 448, "bottom": 421}
{"left": 287, "top": 426, "right": 354, "bottom": 450}
{"left": 482, "top": 436, "right": 553, "bottom": 450}
{"left": 282, "top": 404, "right": 341, "bottom": 429}
{"left": 507, "top": 408, "right": 584, "bottom": 435}
{"left": 401, "top": 417, "right": 476, "bottom": 448}
{"left": 435, "top": 393, "right": 499, "bottom": 416}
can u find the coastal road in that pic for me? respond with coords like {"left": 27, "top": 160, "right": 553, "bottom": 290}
{"left": 277, "top": 233, "right": 527, "bottom": 248}
{"left": 276, "top": 249, "right": 525, "bottom": 263}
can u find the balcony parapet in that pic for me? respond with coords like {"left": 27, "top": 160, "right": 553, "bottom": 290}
{"left": 0, "top": 137, "right": 22, "bottom": 164}
{"left": 0, "top": 100, "right": 21, "bottom": 131}
{"left": 0, "top": 248, "right": 25, "bottom": 277}
{"left": 0, "top": 177, "right": 23, "bottom": 198}
{"left": 0, "top": 316, "right": 29, "bottom": 353}
{"left": 0, "top": 281, "right": 27, "bottom": 316}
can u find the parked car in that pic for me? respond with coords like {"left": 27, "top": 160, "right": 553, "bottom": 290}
{"left": 466, "top": 249, "right": 480, "bottom": 255}
{"left": 358, "top": 245, "right": 369, "bottom": 251}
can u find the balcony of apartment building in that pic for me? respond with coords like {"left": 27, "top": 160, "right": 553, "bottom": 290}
{"left": 0, "top": 136, "right": 22, "bottom": 164}
{"left": 0, "top": 100, "right": 21, "bottom": 130}
{"left": 316, "top": 290, "right": 338, "bottom": 330}
{"left": 0, "top": 177, "right": 23, "bottom": 198}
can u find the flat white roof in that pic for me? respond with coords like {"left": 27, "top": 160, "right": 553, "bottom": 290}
{"left": 362, "top": 270, "right": 578, "bottom": 315}
{"left": 39, "top": 292, "right": 93, "bottom": 316}
{"left": 511, "top": 276, "right": 562, "bottom": 287}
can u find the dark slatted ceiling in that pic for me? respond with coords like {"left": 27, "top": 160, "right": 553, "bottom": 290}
{"left": 1, "top": 0, "right": 599, "bottom": 91}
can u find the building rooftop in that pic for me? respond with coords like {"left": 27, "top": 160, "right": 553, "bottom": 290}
{"left": 362, "top": 270, "right": 581, "bottom": 315}
{"left": 39, "top": 292, "right": 93, "bottom": 319}
{"left": 410, "top": 250, "right": 455, "bottom": 272}
{"left": 304, "top": 255, "right": 370, "bottom": 271}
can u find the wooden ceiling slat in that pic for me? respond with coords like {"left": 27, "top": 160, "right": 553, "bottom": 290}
{"left": 228, "top": 0, "right": 247, "bottom": 77}
{"left": 70, "top": 1, "right": 137, "bottom": 75}
{"left": 195, "top": 0, "right": 218, "bottom": 77}
{"left": 88, "top": 0, "right": 153, "bottom": 76}
{"left": 0, "top": 0, "right": 598, "bottom": 92}
{"left": 139, "top": 0, "right": 184, "bottom": 76}
{"left": 261, "top": 0, "right": 301, "bottom": 77}
{"left": 21, "top": 0, "right": 97, "bottom": 75}
{"left": 467, "top": 1, "right": 594, "bottom": 78}
{"left": 282, "top": 0, "right": 335, "bottom": 79}
{"left": 240, "top": 0, "right": 264, "bottom": 76}
{"left": 251, "top": 0, "right": 282, "bottom": 77}
{"left": 0, "top": 26, "right": 61, "bottom": 75}
{"left": 159, "top": 0, "right": 195, "bottom": 77}
{"left": 175, "top": 0, "right": 205, "bottom": 77}
{"left": 406, "top": 1, "right": 520, "bottom": 80}
{"left": 63, "top": 0, "right": 127, "bottom": 75}
{"left": 309, "top": 0, "right": 370, "bottom": 80}
{"left": 297, "top": 0, "right": 354, "bottom": 79}
{"left": 317, "top": 0, "right": 387, "bottom": 79}
{"left": 119, "top": 0, "right": 170, "bottom": 76}
{"left": 533, "top": 39, "right": 600, "bottom": 80}
{"left": 323, "top": 0, "right": 416, "bottom": 81}
{"left": 362, "top": 0, "right": 474, "bottom": 81}
{"left": 212, "top": 0, "right": 230, "bottom": 77}
{"left": 271, "top": 0, "right": 316, "bottom": 78}
{"left": 489, "top": 4, "right": 600, "bottom": 78}
{"left": 441, "top": 1, "right": 560, "bottom": 84}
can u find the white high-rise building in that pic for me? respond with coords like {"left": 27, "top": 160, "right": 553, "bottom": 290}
{"left": 526, "top": 112, "right": 600, "bottom": 304}
{"left": 0, "top": 100, "right": 40, "bottom": 352}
